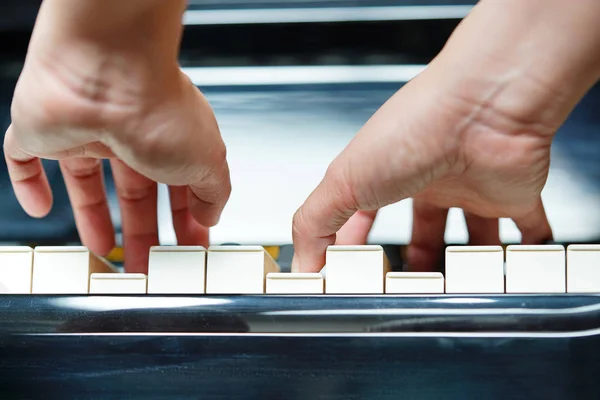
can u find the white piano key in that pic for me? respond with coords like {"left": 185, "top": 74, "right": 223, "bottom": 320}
{"left": 89, "top": 273, "right": 148, "bottom": 294}
{"left": 445, "top": 246, "right": 504, "bottom": 293}
{"left": 32, "top": 246, "right": 117, "bottom": 294}
{"left": 0, "top": 247, "right": 34, "bottom": 293}
{"left": 505, "top": 245, "right": 565, "bottom": 293}
{"left": 206, "top": 246, "right": 280, "bottom": 294}
{"left": 325, "top": 245, "right": 390, "bottom": 294}
{"left": 147, "top": 246, "right": 207, "bottom": 294}
{"left": 567, "top": 244, "right": 600, "bottom": 293}
{"left": 385, "top": 272, "right": 444, "bottom": 294}
{"left": 266, "top": 273, "right": 324, "bottom": 294}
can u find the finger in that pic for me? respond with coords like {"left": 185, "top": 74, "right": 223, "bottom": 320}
{"left": 464, "top": 212, "right": 500, "bottom": 245}
{"left": 335, "top": 210, "right": 378, "bottom": 245}
{"left": 291, "top": 169, "right": 360, "bottom": 273}
{"left": 59, "top": 158, "right": 115, "bottom": 256}
{"left": 291, "top": 70, "right": 458, "bottom": 273}
{"left": 3, "top": 125, "right": 52, "bottom": 218}
{"left": 188, "top": 160, "right": 232, "bottom": 228}
{"left": 512, "top": 198, "right": 553, "bottom": 244}
{"left": 406, "top": 199, "right": 448, "bottom": 272}
{"left": 169, "top": 185, "right": 209, "bottom": 247}
{"left": 110, "top": 159, "right": 159, "bottom": 273}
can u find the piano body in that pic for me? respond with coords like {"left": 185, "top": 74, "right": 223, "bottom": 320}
{"left": 2, "top": 293, "right": 600, "bottom": 399}
{"left": 1, "top": 1, "right": 600, "bottom": 399}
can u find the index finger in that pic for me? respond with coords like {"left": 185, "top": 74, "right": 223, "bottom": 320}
{"left": 291, "top": 168, "right": 360, "bottom": 273}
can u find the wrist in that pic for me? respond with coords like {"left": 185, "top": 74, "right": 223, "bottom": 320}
{"left": 429, "top": 0, "right": 600, "bottom": 138}
{"left": 29, "top": 0, "right": 186, "bottom": 69}
{"left": 17, "top": 0, "right": 187, "bottom": 126}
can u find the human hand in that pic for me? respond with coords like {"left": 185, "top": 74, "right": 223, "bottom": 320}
{"left": 292, "top": 0, "right": 600, "bottom": 272}
{"left": 3, "top": 0, "right": 231, "bottom": 272}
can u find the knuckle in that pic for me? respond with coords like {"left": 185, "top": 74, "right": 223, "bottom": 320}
{"left": 117, "top": 183, "right": 154, "bottom": 203}
{"left": 292, "top": 207, "right": 309, "bottom": 240}
{"left": 220, "top": 174, "right": 232, "bottom": 205}
{"left": 210, "top": 160, "right": 232, "bottom": 205}
{"left": 323, "top": 160, "right": 357, "bottom": 209}
{"left": 293, "top": 162, "right": 358, "bottom": 239}
{"left": 210, "top": 141, "right": 228, "bottom": 170}
{"left": 190, "top": 163, "right": 232, "bottom": 209}
{"left": 124, "top": 130, "right": 168, "bottom": 162}
{"left": 61, "top": 159, "right": 102, "bottom": 179}
{"left": 324, "top": 159, "right": 377, "bottom": 217}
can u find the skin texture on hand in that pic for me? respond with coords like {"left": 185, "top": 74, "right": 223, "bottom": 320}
{"left": 292, "top": 0, "right": 600, "bottom": 273}
{"left": 3, "top": 0, "right": 231, "bottom": 273}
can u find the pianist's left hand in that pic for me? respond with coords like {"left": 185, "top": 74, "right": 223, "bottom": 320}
{"left": 2, "top": 0, "right": 231, "bottom": 272}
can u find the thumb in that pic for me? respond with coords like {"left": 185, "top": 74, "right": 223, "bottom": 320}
{"left": 291, "top": 76, "right": 459, "bottom": 273}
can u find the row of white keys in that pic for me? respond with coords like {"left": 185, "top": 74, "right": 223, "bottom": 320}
{"left": 0, "top": 245, "right": 278, "bottom": 295}
{"left": 148, "top": 245, "right": 389, "bottom": 294}
{"left": 266, "top": 245, "right": 392, "bottom": 294}
{"left": 144, "top": 243, "right": 600, "bottom": 294}
{"left": 148, "top": 245, "right": 281, "bottom": 294}
{"left": 0, "top": 246, "right": 121, "bottom": 294}
{"left": 0, "top": 244, "right": 442, "bottom": 295}
{"left": 445, "top": 244, "right": 563, "bottom": 293}
{"left": 446, "top": 244, "right": 600, "bottom": 293}
{"left": 1, "top": 244, "right": 599, "bottom": 294}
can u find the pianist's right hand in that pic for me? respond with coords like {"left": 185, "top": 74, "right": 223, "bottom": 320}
{"left": 2, "top": 0, "right": 231, "bottom": 272}
{"left": 291, "top": 0, "right": 600, "bottom": 273}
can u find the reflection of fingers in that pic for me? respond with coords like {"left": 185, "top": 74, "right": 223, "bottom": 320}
{"left": 407, "top": 200, "right": 448, "bottom": 272}
{"left": 169, "top": 186, "right": 209, "bottom": 247}
{"left": 60, "top": 158, "right": 115, "bottom": 256}
{"left": 335, "top": 210, "right": 378, "bottom": 245}
{"left": 110, "top": 159, "right": 159, "bottom": 274}
{"left": 513, "top": 198, "right": 553, "bottom": 244}
{"left": 464, "top": 212, "right": 500, "bottom": 245}
{"left": 3, "top": 125, "right": 52, "bottom": 218}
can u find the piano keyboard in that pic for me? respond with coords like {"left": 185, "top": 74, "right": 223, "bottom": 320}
{"left": 1, "top": 246, "right": 599, "bottom": 399}
{"left": 1, "top": 243, "right": 599, "bottom": 294}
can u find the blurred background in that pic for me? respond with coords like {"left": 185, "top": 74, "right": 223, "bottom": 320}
{"left": 0, "top": 0, "right": 598, "bottom": 266}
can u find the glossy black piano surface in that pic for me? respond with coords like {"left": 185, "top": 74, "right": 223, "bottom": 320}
{"left": 1, "top": 294, "right": 600, "bottom": 399}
